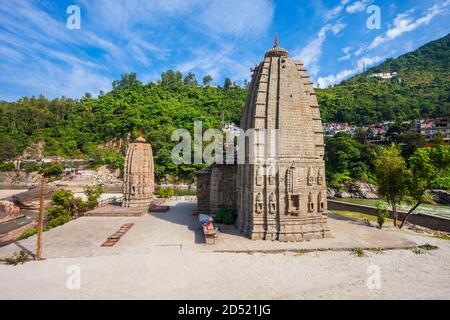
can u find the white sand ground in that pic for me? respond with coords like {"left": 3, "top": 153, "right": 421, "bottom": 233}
{"left": 0, "top": 201, "right": 449, "bottom": 300}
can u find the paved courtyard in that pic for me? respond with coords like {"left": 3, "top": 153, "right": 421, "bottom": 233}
{"left": 0, "top": 201, "right": 449, "bottom": 300}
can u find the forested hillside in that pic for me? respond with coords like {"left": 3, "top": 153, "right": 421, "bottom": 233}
{"left": 0, "top": 34, "right": 448, "bottom": 181}
{"left": 317, "top": 33, "right": 449, "bottom": 125}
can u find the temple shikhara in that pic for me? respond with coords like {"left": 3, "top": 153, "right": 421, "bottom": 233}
{"left": 122, "top": 130, "right": 155, "bottom": 208}
{"left": 197, "top": 36, "right": 332, "bottom": 242}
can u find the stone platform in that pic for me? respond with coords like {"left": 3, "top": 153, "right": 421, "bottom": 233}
{"left": 84, "top": 204, "right": 148, "bottom": 217}
{"left": 0, "top": 201, "right": 417, "bottom": 260}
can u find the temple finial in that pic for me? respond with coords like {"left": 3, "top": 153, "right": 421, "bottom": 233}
{"left": 274, "top": 33, "right": 278, "bottom": 47}
{"left": 139, "top": 128, "right": 143, "bottom": 137}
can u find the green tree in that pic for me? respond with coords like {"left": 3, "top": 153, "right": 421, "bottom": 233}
{"left": 112, "top": 72, "right": 140, "bottom": 90}
{"left": 183, "top": 72, "right": 198, "bottom": 87}
{"left": 224, "top": 78, "right": 232, "bottom": 89}
{"left": 374, "top": 145, "right": 411, "bottom": 227}
{"left": 203, "top": 75, "right": 213, "bottom": 86}
{"left": 161, "top": 70, "right": 183, "bottom": 88}
{"left": 399, "top": 144, "right": 450, "bottom": 228}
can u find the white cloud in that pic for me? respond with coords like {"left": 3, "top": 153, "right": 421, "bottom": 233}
{"left": 199, "top": 0, "right": 274, "bottom": 37}
{"left": 325, "top": 0, "right": 350, "bottom": 21}
{"left": 317, "top": 55, "right": 385, "bottom": 88}
{"left": 369, "top": 2, "right": 449, "bottom": 50}
{"left": 346, "top": 0, "right": 371, "bottom": 14}
{"left": 295, "top": 22, "right": 346, "bottom": 75}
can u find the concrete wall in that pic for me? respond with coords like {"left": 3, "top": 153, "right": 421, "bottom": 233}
{"left": 328, "top": 200, "right": 450, "bottom": 233}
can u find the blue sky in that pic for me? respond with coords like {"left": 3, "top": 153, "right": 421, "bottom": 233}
{"left": 0, "top": 0, "right": 449, "bottom": 101}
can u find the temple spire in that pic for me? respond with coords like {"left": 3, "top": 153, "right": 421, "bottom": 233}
{"left": 274, "top": 32, "right": 279, "bottom": 47}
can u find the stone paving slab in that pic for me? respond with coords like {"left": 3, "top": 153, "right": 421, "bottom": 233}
{"left": 0, "top": 201, "right": 416, "bottom": 260}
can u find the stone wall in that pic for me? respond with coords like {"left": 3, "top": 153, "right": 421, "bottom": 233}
{"left": 328, "top": 200, "right": 450, "bottom": 233}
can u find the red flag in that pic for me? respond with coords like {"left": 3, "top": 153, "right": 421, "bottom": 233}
{"left": 139, "top": 128, "right": 143, "bottom": 137}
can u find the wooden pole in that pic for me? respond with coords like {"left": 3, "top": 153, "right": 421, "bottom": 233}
{"left": 35, "top": 177, "right": 45, "bottom": 261}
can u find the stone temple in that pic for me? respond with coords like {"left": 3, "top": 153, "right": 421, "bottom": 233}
{"left": 197, "top": 36, "right": 331, "bottom": 242}
{"left": 122, "top": 131, "right": 155, "bottom": 208}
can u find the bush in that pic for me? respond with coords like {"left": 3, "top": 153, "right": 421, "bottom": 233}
{"left": 0, "top": 162, "right": 16, "bottom": 172}
{"left": 375, "top": 201, "right": 388, "bottom": 229}
{"left": 21, "top": 162, "right": 40, "bottom": 173}
{"left": 39, "top": 163, "right": 64, "bottom": 177}
{"left": 157, "top": 187, "right": 175, "bottom": 199}
{"left": 84, "top": 184, "right": 104, "bottom": 209}
{"left": 47, "top": 214, "right": 72, "bottom": 229}
{"left": 18, "top": 227, "right": 38, "bottom": 240}
{"left": 215, "top": 207, "right": 237, "bottom": 225}
{"left": 0, "top": 251, "right": 31, "bottom": 265}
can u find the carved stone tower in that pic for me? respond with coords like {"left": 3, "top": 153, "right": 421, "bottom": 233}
{"left": 122, "top": 130, "right": 155, "bottom": 208}
{"left": 235, "top": 36, "right": 332, "bottom": 241}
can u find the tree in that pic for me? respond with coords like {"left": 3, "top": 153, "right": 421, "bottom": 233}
{"left": 224, "top": 78, "right": 232, "bottom": 89}
{"left": 374, "top": 145, "right": 411, "bottom": 227}
{"left": 183, "top": 72, "right": 198, "bottom": 87}
{"left": 399, "top": 144, "right": 450, "bottom": 228}
{"left": 203, "top": 75, "right": 213, "bottom": 86}
{"left": 112, "top": 73, "right": 140, "bottom": 90}
{"left": 0, "top": 137, "right": 17, "bottom": 161}
{"left": 161, "top": 70, "right": 183, "bottom": 88}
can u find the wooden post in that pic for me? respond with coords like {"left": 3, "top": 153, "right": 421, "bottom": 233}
{"left": 35, "top": 177, "right": 45, "bottom": 261}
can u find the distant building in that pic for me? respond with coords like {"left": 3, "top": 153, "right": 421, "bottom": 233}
{"left": 369, "top": 72, "right": 398, "bottom": 79}
{"left": 412, "top": 118, "right": 450, "bottom": 142}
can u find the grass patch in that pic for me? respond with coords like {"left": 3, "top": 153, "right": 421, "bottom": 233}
{"left": 435, "top": 235, "right": 450, "bottom": 241}
{"left": 413, "top": 243, "right": 439, "bottom": 255}
{"left": 418, "top": 243, "right": 439, "bottom": 251}
{"left": 330, "top": 210, "right": 394, "bottom": 224}
{"left": 351, "top": 248, "right": 367, "bottom": 257}
{"left": 0, "top": 251, "right": 32, "bottom": 266}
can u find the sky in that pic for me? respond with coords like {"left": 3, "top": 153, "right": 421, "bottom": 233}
{"left": 0, "top": 0, "right": 449, "bottom": 101}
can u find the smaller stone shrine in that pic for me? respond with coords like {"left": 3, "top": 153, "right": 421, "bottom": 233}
{"left": 122, "top": 130, "right": 155, "bottom": 208}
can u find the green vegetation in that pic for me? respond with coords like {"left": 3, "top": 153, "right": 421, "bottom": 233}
{"left": 374, "top": 145, "right": 411, "bottom": 227}
{"left": 0, "top": 251, "right": 31, "bottom": 266}
{"left": 375, "top": 201, "right": 389, "bottom": 229}
{"left": 19, "top": 186, "right": 103, "bottom": 239}
{"left": 317, "top": 34, "right": 449, "bottom": 125}
{"left": 351, "top": 248, "right": 367, "bottom": 257}
{"left": 0, "top": 34, "right": 448, "bottom": 187}
{"left": 215, "top": 207, "right": 237, "bottom": 225}
{"left": 330, "top": 210, "right": 393, "bottom": 224}
{"left": 39, "top": 163, "right": 64, "bottom": 177}
{"left": 156, "top": 187, "right": 175, "bottom": 199}
{"left": 0, "top": 162, "right": 16, "bottom": 172}
{"left": 414, "top": 243, "right": 439, "bottom": 254}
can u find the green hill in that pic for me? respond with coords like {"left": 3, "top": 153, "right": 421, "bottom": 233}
{"left": 0, "top": 35, "right": 449, "bottom": 181}
{"left": 317, "top": 33, "right": 450, "bottom": 125}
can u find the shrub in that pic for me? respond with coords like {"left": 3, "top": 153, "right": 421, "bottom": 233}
{"left": 47, "top": 214, "right": 72, "bottom": 229}
{"left": 18, "top": 227, "right": 38, "bottom": 240}
{"left": 0, "top": 251, "right": 31, "bottom": 266}
{"left": 21, "top": 162, "right": 40, "bottom": 173}
{"left": 157, "top": 187, "right": 175, "bottom": 199}
{"left": 351, "top": 248, "right": 367, "bottom": 257}
{"left": 39, "top": 163, "right": 64, "bottom": 177}
{"left": 0, "top": 162, "right": 16, "bottom": 172}
{"left": 375, "top": 201, "right": 388, "bottom": 229}
{"left": 84, "top": 184, "right": 104, "bottom": 209}
{"left": 215, "top": 207, "right": 237, "bottom": 225}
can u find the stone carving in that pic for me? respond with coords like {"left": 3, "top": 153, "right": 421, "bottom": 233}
{"left": 307, "top": 167, "right": 314, "bottom": 186}
{"left": 255, "top": 192, "right": 263, "bottom": 214}
{"left": 122, "top": 131, "right": 154, "bottom": 208}
{"left": 317, "top": 169, "right": 324, "bottom": 186}
{"left": 308, "top": 192, "right": 315, "bottom": 213}
{"left": 269, "top": 193, "right": 276, "bottom": 214}
{"left": 196, "top": 36, "right": 332, "bottom": 241}
{"left": 256, "top": 166, "right": 263, "bottom": 186}
{"left": 318, "top": 191, "right": 325, "bottom": 212}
